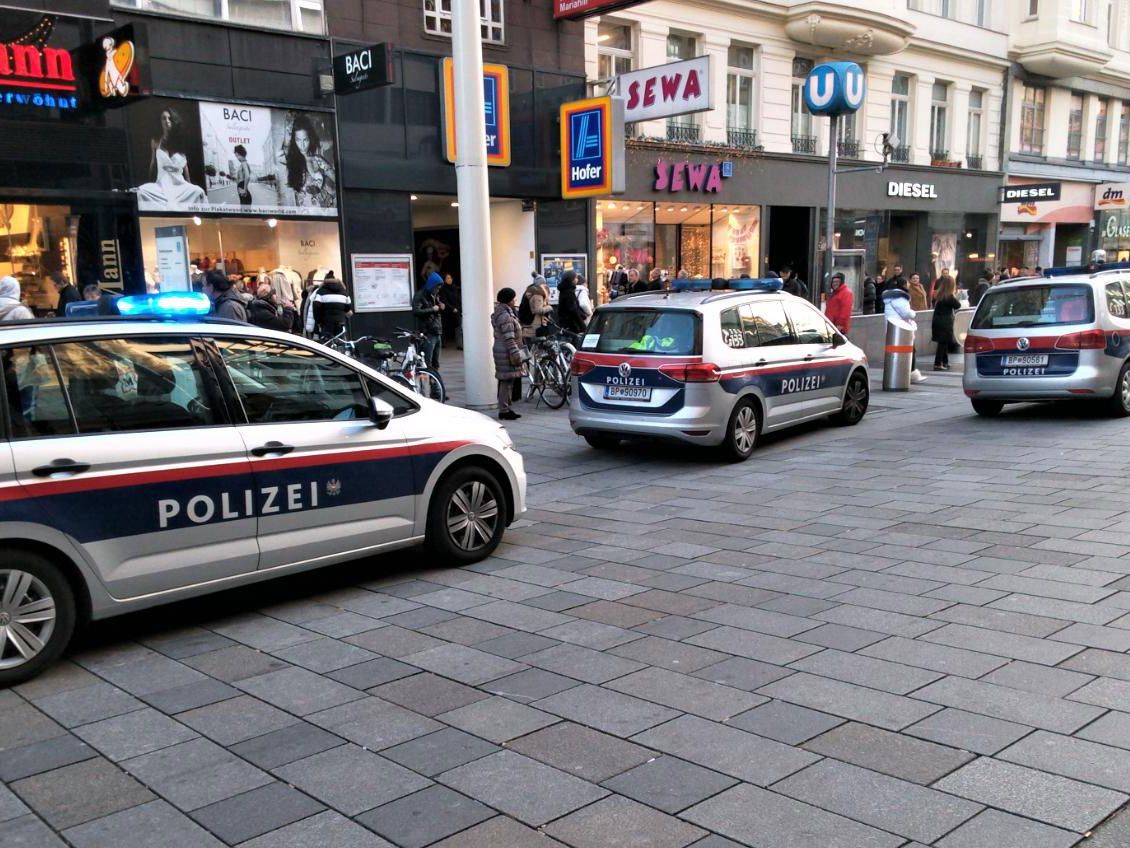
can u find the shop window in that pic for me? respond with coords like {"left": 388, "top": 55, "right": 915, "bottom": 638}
{"left": 0, "top": 204, "right": 82, "bottom": 315}
{"left": 1020, "top": 85, "right": 1045, "bottom": 155}
{"left": 967, "top": 89, "right": 985, "bottom": 168}
{"left": 712, "top": 205, "right": 760, "bottom": 280}
{"left": 598, "top": 22, "right": 633, "bottom": 80}
{"left": 595, "top": 201, "right": 655, "bottom": 301}
{"left": 1067, "top": 94, "right": 1084, "bottom": 160}
{"left": 727, "top": 45, "right": 757, "bottom": 147}
{"left": 1121, "top": 103, "right": 1130, "bottom": 165}
{"left": 113, "top": 0, "right": 324, "bottom": 34}
{"left": 890, "top": 73, "right": 911, "bottom": 159}
{"left": 422, "top": 0, "right": 504, "bottom": 44}
{"left": 657, "top": 203, "right": 710, "bottom": 278}
{"left": 792, "top": 58, "right": 815, "bottom": 153}
{"left": 929, "top": 81, "right": 950, "bottom": 159}
{"left": 1096, "top": 99, "right": 1110, "bottom": 162}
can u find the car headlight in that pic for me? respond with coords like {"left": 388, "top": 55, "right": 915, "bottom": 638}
{"left": 497, "top": 425, "right": 515, "bottom": 450}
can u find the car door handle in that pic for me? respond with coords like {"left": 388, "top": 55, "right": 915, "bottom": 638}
{"left": 250, "top": 442, "right": 295, "bottom": 457}
{"left": 753, "top": 359, "right": 767, "bottom": 367}
{"left": 31, "top": 459, "right": 91, "bottom": 478}
{"left": 804, "top": 354, "right": 816, "bottom": 361}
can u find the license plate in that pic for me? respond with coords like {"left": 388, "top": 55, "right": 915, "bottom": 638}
{"left": 1003, "top": 354, "right": 1049, "bottom": 367}
{"left": 603, "top": 385, "right": 652, "bottom": 401}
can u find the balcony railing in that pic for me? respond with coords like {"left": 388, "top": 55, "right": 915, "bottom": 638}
{"left": 727, "top": 127, "right": 759, "bottom": 149}
{"left": 930, "top": 148, "right": 948, "bottom": 160}
{"left": 837, "top": 139, "right": 859, "bottom": 158}
{"left": 966, "top": 154, "right": 983, "bottom": 170}
{"left": 891, "top": 145, "right": 911, "bottom": 164}
{"left": 667, "top": 122, "right": 701, "bottom": 143}
{"left": 792, "top": 135, "right": 818, "bottom": 154}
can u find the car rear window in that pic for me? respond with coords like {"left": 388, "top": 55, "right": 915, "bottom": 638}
{"left": 582, "top": 309, "right": 700, "bottom": 356}
{"left": 971, "top": 284, "right": 1095, "bottom": 330}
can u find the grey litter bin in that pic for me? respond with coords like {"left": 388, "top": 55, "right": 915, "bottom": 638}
{"left": 883, "top": 321, "right": 915, "bottom": 392}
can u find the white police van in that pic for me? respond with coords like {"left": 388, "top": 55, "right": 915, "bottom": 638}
{"left": 0, "top": 294, "right": 525, "bottom": 684}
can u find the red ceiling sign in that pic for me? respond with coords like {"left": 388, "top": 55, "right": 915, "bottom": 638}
{"left": 554, "top": 0, "right": 649, "bottom": 21}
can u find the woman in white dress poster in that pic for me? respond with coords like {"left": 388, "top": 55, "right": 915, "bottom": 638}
{"left": 137, "top": 108, "right": 206, "bottom": 210}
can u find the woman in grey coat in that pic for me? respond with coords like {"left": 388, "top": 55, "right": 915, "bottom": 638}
{"left": 492, "top": 287, "right": 526, "bottom": 420}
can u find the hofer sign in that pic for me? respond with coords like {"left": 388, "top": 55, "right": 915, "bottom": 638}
{"left": 617, "top": 56, "right": 712, "bottom": 123}
{"left": 560, "top": 96, "right": 625, "bottom": 199}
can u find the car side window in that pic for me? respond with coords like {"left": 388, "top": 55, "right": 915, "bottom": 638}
{"left": 785, "top": 302, "right": 834, "bottom": 344}
{"left": 744, "top": 301, "right": 797, "bottom": 346}
{"left": 49, "top": 337, "right": 220, "bottom": 435}
{"left": 3, "top": 347, "right": 74, "bottom": 438}
{"left": 720, "top": 307, "right": 746, "bottom": 349}
{"left": 215, "top": 338, "right": 369, "bottom": 424}
{"left": 363, "top": 377, "right": 418, "bottom": 417}
{"left": 1106, "top": 282, "right": 1127, "bottom": 318}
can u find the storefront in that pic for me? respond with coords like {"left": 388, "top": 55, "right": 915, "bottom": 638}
{"left": 1094, "top": 181, "right": 1130, "bottom": 262}
{"left": 0, "top": 9, "right": 143, "bottom": 313}
{"left": 998, "top": 178, "right": 1095, "bottom": 271}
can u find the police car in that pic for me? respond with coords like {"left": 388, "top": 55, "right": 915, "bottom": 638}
{"left": 963, "top": 270, "right": 1130, "bottom": 417}
{"left": 568, "top": 281, "right": 870, "bottom": 460}
{"left": 0, "top": 293, "right": 526, "bottom": 684}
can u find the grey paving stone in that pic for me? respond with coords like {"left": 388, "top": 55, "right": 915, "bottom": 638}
{"left": 608, "top": 636, "right": 728, "bottom": 673}
{"left": 788, "top": 648, "right": 943, "bottom": 695}
{"left": 935, "top": 809, "right": 1078, "bottom": 848}
{"left": 178, "top": 695, "right": 299, "bottom": 746}
{"left": 474, "top": 632, "right": 560, "bottom": 659}
{"left": 631, "top": 714, "right": 819, "bottom": 785}
{"left": 270, "top": 637, "right": 379, "bottom": 672}
{"left": 935, "top": 756, "right": 1127, "bottom": 833}
{"left": 304, "top": 612, "right": 387, "bottom": 638}
{"left": 181, "top": 645, "right": 291, "bottom": 682}
{"left": 438, "top": 696, "right": 557, "bottom": 743}
{"left": 921, "top": 623, "right": 1081, "bottom": 665}
{"left": 906, "top": 707, "right": 1034, "bottom": 756}
{"left": 403, "top": 642, "right": 528, "bottom": 686}
{"left": 0, "top": 782, "right": 29, "bottom": 823}
{"left": 523, "top": 643, "right": 645, "bottom": 684}
{"left": 914, "top": 676, "right": 1104, "bottom": 734}
{"left": 999, "top": 730, "right": 1130, "bottom": 792}
{"left": 804, "top": 721, "right": 973, "bottom": 784}
{"left": 793, "top": 623, "right": 889, "bottom": 651}
{"left": 729, "top": 700, "right": 843, "bottom": 745}
{"left": 691, "top": 657, "right": 794, "bottom": 691}
{"left": 757, "top": 672, "right": 941, "bottom": 731}
{"left": 533, "top": 684, "right": 679, "bottom": 737}
{"left": 860, "top": 636, "right": 1009, "bottom": 678}
{"left": 236, "top": 666, "right": 364, "bottom": 716}
{"left": 634, "top": 615, "right": 718, "bottom": 640}
{"left": 188, "top": 782, "right": 323, "bottom": 844}
{"left": 686, "top": 626, "right": 823, "bottom": 664}
{"left": 10, "top": 758, "right": 156, "bottom": 830}
{"left": 141, "top": 679, "right": 239, "bottom": 714}
{"left": 606, "top": 667, "right": 765, "bottom": 721}
{"left": 356, "top": 785, "right": 494, "bottom": 848}
{"left": 1068, "top": 677, "right": 1130, "bottom": 711}
{"left": 692, "top": 603, "right": 820, "bottom": 638}
{"left": 382, "top": 728, "right": 499, "bottom": 777}
{"left": 1088, "top": 802, "right": 1130, "bottom": 848}
{"left": 815, "top": 604, "right": 944, "bottom": 638}
{"left": 61, "top": 800, "right": 222, "bottom": 848}
{"left": 438, "top": 750, "right": 607, "bottom": 827}
{"left": 755, "top": 594, "right": 839, "bottom": 617}
{"left": 122, "top": 737, "right": 273, "bottom": 811}
{"left": 275, "top": 745, "right": 430, "bottom": 816}
{"left": 0, "top": 701, "right": 66, "bottom": 755}
{"left": 981, "top": 660, "right": 1094, "bottom": 697}
{"left": 1061, "top": 647, "right": 1130, "bottom": 681}
{"left": 0, "top": 814, "right": 67, "bottom": 847}
{"left": 774, "top": 758, "right": 982, "bottom": 844}
{"left": 306, "top": 696, "right": 442, "bottom": 750}
{"left": 483, "top": 668, "right": 581, "bottom": 702}
{"left": 464, "top": 599, "right": 574, "bottom": 632}
{"left": 345, "top": 624, "right": 447, "bottom": 658}
{"left": 681, "top": 783, "right": 903, "bottom": 848}
{"left": 0, "top": 735, "right": 97, "bottom": 783}
{"left": 13, "top": 662, "right": 99, "bottom": 702}
{"left": 525, "top": 591, "right": 595, "bottom": 612}
{"left": 427, "top": 815, "right": 566, "bottom": 847}
{"left": 72, "top": 708, "right": 197, "bottom": 762}
{"left": 420, "top": 615, "right": 513, "bottom": 645}
{"left": 241, "top": 810, "right": 393, "bottom": 847}
{"left": 537, "top": 619, "right": 642, "bottom": 650}
{"left": 325, "top": 656, "right": 418, "bottom": 690}
{"left": 507, "top": 722, "right": 654, "bottom": 783}
{"left": 544, "top": 795, "right": 706, "bottom": 848}
{"left": 571, "top": 599, "right": 667, "bottom": 627}
{"left": 229, "top": 722, "right": 344, "bottom": 770}
{"left": 75, "top": 647, "right": 208, "bottom": 697}
{"left": 32, "top": 684, "right": 143, "bottom": 730}
{"left": 1077, "top": 709, "right": 1130, "bottom": 750}
{"left": 208, "top": 614, "right": 320, "bottom": 651}
{"left": 372, "top": 673, "right": 490, "bottom": 716}
{"left": 602, "top": 756, "right": 737, "bottom": 814}
{"left": 687, "top": 838, "right": 745, "bottom": 848}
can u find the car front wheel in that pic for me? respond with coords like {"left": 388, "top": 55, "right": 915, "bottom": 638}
{"left": 971, "top": 399, "right": 1004, "bottom": 417}
{"left": 1107, "top": 363, "right": 1130, "bottom": 418}
{"left": 427, "top": 466, "right": 508, "bottom": 564}
{"left": 831, "top": 372, "right": 869, "bottom": 426}
{"left": 722, "top": 399, "right": 760, "bottom": 462}
{"left": 0, "top": 552, "right": 76, "bottom": 687}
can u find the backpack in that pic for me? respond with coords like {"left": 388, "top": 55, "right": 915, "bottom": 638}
{"left": 518, "top": 291, "right": 534, "bottom": 325}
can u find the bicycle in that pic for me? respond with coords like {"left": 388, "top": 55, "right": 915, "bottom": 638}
{"left": 325, "top": 329, "right": 446, "bottom": 404}
{"left": 527, "top": 323, "right": 580, "bottom": 409}
{"left": 390, "top": 328, "right": 447, "bottom": 404}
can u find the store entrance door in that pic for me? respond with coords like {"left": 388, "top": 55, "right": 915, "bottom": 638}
{"left": 768, "top": 206, "right": 811, "bottom": 278}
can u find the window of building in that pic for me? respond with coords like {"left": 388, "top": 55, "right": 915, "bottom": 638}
{"left": 967, "top": 88, "right": 984, "bottom": 167}
{"left": 890, "top": 73, "right": 911, "bottom": 159}
{"left": 1020, "top": 85, "right": 1046, "bottom": 155}
{"left": 1028, "top": 0, "right": 1038, "bottom": 14}
{"left": 422, "top": 0, "right": 504, "bottom": 44}
{"left": 1072, "top": 0, "right": 1090, "bottom": 22}
{"left": 907, "top": 0, "right": 990, "bottom": 25}
{"left": 1067, "top": 93, "right": 1084, "bottom": 160}
{"left": 112, "top": 0, "right": 324, "bottom": 34}
{"left": 1096, "top": 99, "right": 1110, "bottom": 161}
{"left": 792, "top": 58, "right": 815, "bottom": 153}
{"left": 667, "top": 32, "right": 696, "bottom": 60}
{"left": 666, "top": 33, "right": 699, "bottom": 141}
{"left": 727, "top": 45, "right": 756, "bottom": 144}
{"left": 976, "top": 0, "right": 989, "bottom": 26}
{"left": 598, "top": 22, "right": 633, "bottom": 80}
{"left": 1121, "top": 103, "right": 1130, "bottom": 164}
{"left": 837, "top": 112, "right": 858, "bottom": 157}
{"left": 929, "top": 81, "right": 949, "bottom": 158}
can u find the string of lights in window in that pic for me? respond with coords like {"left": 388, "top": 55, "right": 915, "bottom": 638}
{"left": 9, "top": 14, "right": 57, "bottom": 48}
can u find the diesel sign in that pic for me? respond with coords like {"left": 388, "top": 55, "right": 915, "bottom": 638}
{"left": 999, "top": 182, "right": 1061, "bottom": 204}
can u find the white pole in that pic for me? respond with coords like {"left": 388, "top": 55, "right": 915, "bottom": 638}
{"left": 451, "top": 0, "right": 496, "bottom": 409}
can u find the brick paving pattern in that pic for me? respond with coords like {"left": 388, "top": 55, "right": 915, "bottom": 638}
{"left": 5, "top": 365, "right": 1130, "bottom": 846}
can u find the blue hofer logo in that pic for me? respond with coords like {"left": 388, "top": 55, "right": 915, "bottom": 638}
{"left": 561, "top": 97, "right": 613, "bottom": 198}
{"left": 484, "top": 75, "right": 501, "bottom": 157}
{"left": 803, "top": 62, "right": 866, "bottom": 117}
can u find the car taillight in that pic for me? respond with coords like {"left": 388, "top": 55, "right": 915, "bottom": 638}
{"left": 1055, "top": 330, "right": 1107, "bottom": 350}
{"left": 659, "top": 363, "right": 721, "bottom": 382}
{"left": 570, "top": 357, "right": 596, "bottom": 376}
{"left": 964, "top": 335, "right": 994, "bottom": 353}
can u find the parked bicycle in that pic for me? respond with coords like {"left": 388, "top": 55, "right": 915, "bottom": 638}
{"left": 326, "top": 329, "right": 446, "bottom": 403}
{"left": 527, "top": 322, "right": 581, "bottom": 409}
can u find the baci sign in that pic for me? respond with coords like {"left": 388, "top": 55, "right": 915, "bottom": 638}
{"left": 333, "top": 43, "right": 393, "bottom": 95}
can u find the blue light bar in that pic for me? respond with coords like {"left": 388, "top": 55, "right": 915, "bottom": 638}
{"left": 116, "top": 292, "right": 212, "bottom": 317}
{"left": 730, "top": 278, "right": 784, "bottom": 292}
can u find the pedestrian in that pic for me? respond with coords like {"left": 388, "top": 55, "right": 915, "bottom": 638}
{"left": 608, "top": 264, "right": 627, "bottom": 296}
{"left": 52, "top": 272, "right": 79, "bottom": 315}
{"left": 629, "top": 269, "right": 647, "bottom": 293}
{"left": 312, "top": 275, "right": 351, "bottom": 340}
{"left": 970, "top": 276, "right": 990, "bottom": 307}
{"left": 576, "top": 274, "right": 594, "bottom": 323}
{"left": 908, "top": 273, "right": 929, "bottom": 311}
{"left": 202, "top": 270, "right": 248, "bottom": 322}
{"left": 883, "top": 277, "right": 926, "bottom": 384}
{"left": 249, "top": 284, "right": 296, "bottom": 332}
{"left": 519, "top": 274, "right": 553, "bottom": 343}
{"left": 781, "top": 266, "right": 808, "bottom": 299}
{"left": 83, "top": 283, "right": 119, "bottom": 315}
{"left": 556, "top": 270, "right": 588, "bottom": 334}
{"left": 825, "top": 272, "right": 854, "bottom": 334}
{"left": 861, "top": 275, "right": 877, "bottom": 315}
{"left": 0, "top": 276, "right": 33, "bottom": 321}
{"left": 438, "top": 273, "right": 462, "bottom": 344}
{"left": 492, "top": 287, "right": 526, "bottom": 421}
{"left": 413, "top": 271, "right": 445, "bottom": 369}
{"left": 931, "top": 275, "right": 962, "bottom": 371}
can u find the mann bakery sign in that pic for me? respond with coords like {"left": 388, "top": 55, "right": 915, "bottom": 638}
{"left": 0, "top": 29, "right": 78, "bottom": 110}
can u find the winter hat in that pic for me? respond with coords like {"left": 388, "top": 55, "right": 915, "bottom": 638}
{"left": 0, "top": 275, "right": 19, "bottom": 300}
{"left": 532, "top": 274, "right": 547, "bottom": 287}
{"left": 424, "top": 272, "right": 443, "bottom": 291}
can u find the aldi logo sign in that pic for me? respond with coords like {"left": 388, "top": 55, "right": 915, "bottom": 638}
{"left": 560, "top": 96, "right": 624, "bottom": 199}
{"left": 441, "top": 58, "right": 511, "bottom": 167}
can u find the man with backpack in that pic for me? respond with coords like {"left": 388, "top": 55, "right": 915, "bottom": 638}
{"left": 519, "top": 274, "right": 553, "bottom": 344}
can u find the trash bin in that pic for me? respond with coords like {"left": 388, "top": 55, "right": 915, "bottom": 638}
{"left": 883, "top": 321, "right": 915, "bottom": 391}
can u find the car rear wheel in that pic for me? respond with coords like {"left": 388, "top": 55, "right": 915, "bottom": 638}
{"left": 583, "top": 433, "right": 621, "bottom": 450}
{"left": 0, "top": 552, "right": 76, "bottom": 687}
{"left": 1106, "top": 364, "right": 1130, "bottom": 418}
{"left": 722, "top": 398, "right": 760, "bottom": 462}
{"left": 831, "top": 372, "right": 869, "bottom": 426}
{"left": 971, "top": 399, "right": 1004, "bottom": 417}
{"left": 426, "top": 466, "right": 507, "bottom": 564}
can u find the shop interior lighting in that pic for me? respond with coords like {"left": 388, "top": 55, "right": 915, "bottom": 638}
{"left": 451, "top": 201, "right": 459, "bottom": 207}
{"left": 266, "top": 218, "right": 278, "bottom": 228}
{"left": 411, "top": 194, "right": 419, "bottom": 201}
{"left": 192, "top": 216, "right": 202, "bottom": 226}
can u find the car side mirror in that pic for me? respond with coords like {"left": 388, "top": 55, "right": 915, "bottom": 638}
{"left": 831, "top": 332, "right": 847, "bottom": 348}
{"left": 369, "top": 397, "right": 394, "bottom": 429}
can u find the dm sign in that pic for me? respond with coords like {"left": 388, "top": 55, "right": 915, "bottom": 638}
{"left": 441, "top": 58, "right": 510, "bottom": 167}
{"left": 803, "top": 62, "right": 866, "bottom": 117}
{"left": 560, "top": 96, "right": 624, "bottom": 199}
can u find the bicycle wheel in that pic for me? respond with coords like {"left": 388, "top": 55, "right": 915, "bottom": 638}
{"left": 416, "top": 369, "right": 447, "bottom": 403}
{"left": 539, "top": 360, "right": 568, "bottom": 409}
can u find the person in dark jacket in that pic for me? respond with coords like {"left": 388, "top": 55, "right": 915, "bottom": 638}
{"left": 52, "top": 272, "right": 80, "bottom": 315}
{"left": 438, "top": 273, "right": 461, "bottom": 343}
{"left": 311, "top": 277, "right": 351, "bottom": 340}
{"left": 556, "top": 271, "right": 588, "bottom": 334}
{"left": 413, "top": 271, "right": 445, "bottom": 370}
{"left": 970, "top": 277, "right": 990, "bottom": 307}
{"left": 248, "top": 284, "right": 296, "bottom": 332}
{"left": 203, "top": 270, "right": 248, "bottom": 322}
{"left": 931, "top": 275, "right": 962, "bottom": 371}
{"left": 781, "top": 266, "right": 808, "bottom": 299}
{"left": 492, "top": 287, "right": 526, "bottom": 420}
{"left": 861, "top": 276, "right": 877, "bottom": 315}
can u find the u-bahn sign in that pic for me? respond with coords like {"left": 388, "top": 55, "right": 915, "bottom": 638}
{"left": 554, "top": 0, "right": 648, "bottom": 20}
{"left": 803, "top": 62, "right": 866, "bottom": 117}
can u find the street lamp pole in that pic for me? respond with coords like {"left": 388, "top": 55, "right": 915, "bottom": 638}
{"left": 451, "top": 0, "right": 496, "bottom": 408}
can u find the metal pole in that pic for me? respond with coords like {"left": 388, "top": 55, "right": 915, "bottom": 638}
{"left": 451, "top": 0, "right": 496, "bottom": 409}
{"left": 823, "top": 113, "right": 838, "bottom": 305}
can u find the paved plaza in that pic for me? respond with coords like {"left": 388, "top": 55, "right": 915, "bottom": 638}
{"left": 6, "top": 368, "right": 1130, "bottom": 847}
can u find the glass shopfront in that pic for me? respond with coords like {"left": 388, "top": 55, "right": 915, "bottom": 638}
{"left": 1098, "top": 209, "right": 1130, "bottom": 262}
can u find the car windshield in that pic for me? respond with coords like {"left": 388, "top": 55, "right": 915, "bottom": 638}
{"left": 583, "top": 309, "right": 700, "bottom": 356}
{"left": 971, "top": 284, "right": 1095, "bottom": 330}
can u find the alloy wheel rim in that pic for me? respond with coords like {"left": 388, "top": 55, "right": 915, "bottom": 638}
{"left": 0, "top": 570, "right": 56, "bottom": 670}
{"left": 734, "top": 406, "right": 757, "bottom": 454}
{"left": 447, "top": 481, "right": 500, "bottom": 552}
{"left": 845, "top": 379, "right": 868, "bottom": 419}
{"left": 1122, "top": 372, "right": 1130, "bottom": 410}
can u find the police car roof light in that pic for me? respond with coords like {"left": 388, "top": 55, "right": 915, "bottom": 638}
{"left": 1043, "top": 261, "right": 1130, "bottom": 278}
{"left": 117, "top": 292, "right": 212, "bottom": 317}
{"left": 729, "top": 278, "right": 784, "bottom": 292}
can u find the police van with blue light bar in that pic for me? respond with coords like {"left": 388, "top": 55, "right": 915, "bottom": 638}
{"left": 568, "top": 278, "right": 870, "bottom": 460}
{"left": 0, "top": 293, "right": 526, "bottom": 684}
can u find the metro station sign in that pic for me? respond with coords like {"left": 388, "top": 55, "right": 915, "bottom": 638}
{"left": 440, "top": 58, "right": 511, "bottom": 167}
{"left": 554, "top": 0, "right": 648, "bottom": 20}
